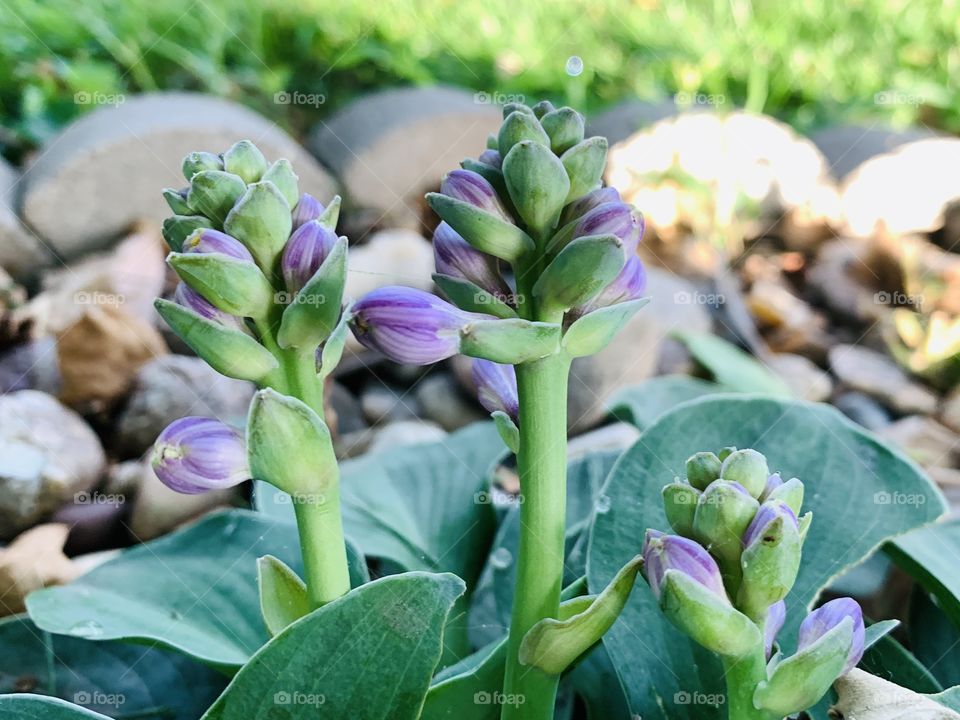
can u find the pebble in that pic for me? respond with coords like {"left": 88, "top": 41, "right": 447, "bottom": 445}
{"left": 768, "top": 353, "right": 833, "bottom": 402}
{"left": 833, "top": 392, "right": 892, "bottom": 431}
{"left": 414, "top": 373, "right": 486, "bottom": 431}
{"left": 365, "top": 420, "right": 447, "bottom": 455}
{"left": 829, "top": 344, "right": 938, "bottom": 415}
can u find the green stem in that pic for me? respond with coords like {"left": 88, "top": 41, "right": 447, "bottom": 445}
{"left": 722, "top": 650, "right": 776, "bottom": 720}
{"left": 501, "top": 352, "right": 570, "bottom": 720}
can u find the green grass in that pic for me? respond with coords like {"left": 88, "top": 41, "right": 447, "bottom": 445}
{"left": 0, "top": 0, "right": 957, "bottom": 160}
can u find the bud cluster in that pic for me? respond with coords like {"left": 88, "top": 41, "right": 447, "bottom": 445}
{"left": 643, "top": 447, "right": 865, "bottom": 718}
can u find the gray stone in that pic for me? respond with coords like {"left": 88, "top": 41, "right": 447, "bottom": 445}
{"left": 833, "top": 392, "right": 891, "bottom": 431}
{"left": 344, "top": 229, "right": 434, "bottom": 300}
{"left": 328, "top": 381, "right": 366, "bottom": 435}
{"left": 0, "top": 157, "right": 49, "bottom": 278}
{"left": 415, "top": 373, "right": 486, "bottom": 431}
{"left": 768, "top": 353, "right": 833, "bottom": 403}
{"left": 360, "top": 382, "right": 421, "bottom": 425}
{"left": 22, "top": 92, "right": 337, "bottom": 259}
{"left": 0, "top": 390, "right": 106, "bottom": 539}
{"left": 877, "top": 416, "right": 960, "bottom": 471}
{"left": 0, "top": 338, "right": 61, "bottom": 395}
{"left": 366, "top": 420, "right": 447, "bottom": 455}
{"left": 310, "top": 86, "right": 500, "bottom": 229}
{"left": 585, "top": 99, "right": 676, "bottom": 146}
{"left": 829, "top": 344, "right": 938, "bottom": 415}
{"left": 942, "top": 388, "right": 960, "bottom": 434}
{"left": 115, "top": 355, "right": 255, "bottom": 458}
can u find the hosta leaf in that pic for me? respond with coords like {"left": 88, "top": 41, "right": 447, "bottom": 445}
{"left": 673, "top": 331, "right": 792, "bottom": 396}
{"left": 201, "top": 572, "right": 465, "bottom": 720}
{"left": 0, "top": 615, "right": 226, "bottom": 719}
{"left": 587, "top": 395, "right": 945, "bottom": 720}
{"left": 910, "top": 589, "right": 960, "bottom": 688}
{"left": 0, "top": 696, "right": 111, "bottom": 719}
{"left": 606, "top": 375, "right": 724, "bottom": 430}
{"left": 887, "top": 518, "right": 960, "bottom": 628}
{"left": 26, "top": 510, "right": 366, "bottom": 669}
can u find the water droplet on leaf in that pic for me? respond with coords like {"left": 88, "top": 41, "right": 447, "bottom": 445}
{"left": 595, "top": 494, "right": 611, "bottom": 514}
{"left": 68, "top": 620, "right": 104, "bottom": 638}
{"left": 490, "top": 547, "right": 513, "bottom": 569}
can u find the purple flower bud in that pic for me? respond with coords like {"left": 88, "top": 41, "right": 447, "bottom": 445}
{"left": 441, "top": 169, "right": 511, "bottom": 221}
{"left": 798, "top": 598, "right": 865, "bottom": 673}
{"left": 478, "top": 149, "right": 502, "bottom": 169}
{"left": 574, "top": 201, "right": 644, "bottom": 255}
{"left": 472, "top": 359, "right": 519, "bottom": 421}
{"left": 350, "top": 287, "right": 482, "bottom": 365}
{"left": 760, "top": 473, "right": 784, "bottom": 501}
{"left": 742, "top": 500, "right": 798, "bottom": 550}
{"left": 173, "top": 282, "right": 244, "bottom": 329}
{"left": 764, "top": 600, "right": 786, "bottom": 658}
{"left": 642, "top": 530, "right": 729, "bottom": 603}
{"left": 560, "top": 186, "right": 622, "bottom": 225}
{"left": 433, "top": 222, "right": 509, "bottom": 296}
{"left": 581, "top": 256, "right": 647, "bottom": 313}
{"left": 281, "top": 220, "right": 339, "bottom": 292}
{"left": 292, "top": 193, "right": 325, "bottom": 229}
{"left": 151, "top": 417, "right": 249, "bottom": 494}
{"left": 182, "top": 228, "right": 255, "bottom": 261}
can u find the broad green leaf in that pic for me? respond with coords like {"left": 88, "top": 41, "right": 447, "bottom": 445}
{"left": 887, "top": 518, "right": 960, "bottom": 628}
{"left": 0, "top": 615, "right": 226, "bottom": 718}
{"left": 910, "top": 589, "right": 960, "bottom": 688}
{"left": 27, "top": 510, "right": 367, "bottom": 669}
{"left": 860, "top": 628, "right": 942, "bottom": 693}
{"left": 673, "top": 331, "right": 792, "bottom": 396}
{"left": 201, "top": 572, "right": 465, "bottom": 720}
{"left": 606, "top": 375, "right": 724, "bottom": 430}
{"left": 587, "top": 395, "right": 946, "bottom": 720}
{"left": 0, "top": 696, "right": 111, "bottom": 719}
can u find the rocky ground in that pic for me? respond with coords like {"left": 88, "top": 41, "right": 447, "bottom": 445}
{"left": 0, "top": 87, "right": 957, "bottom": 617}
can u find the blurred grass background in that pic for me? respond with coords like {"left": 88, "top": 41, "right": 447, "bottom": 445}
{"left": 1, "top": 0, "right": 957, "bottom": 160}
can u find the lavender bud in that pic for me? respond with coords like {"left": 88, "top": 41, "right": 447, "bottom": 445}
{"left": 478, "top": 149, "right": 503, "bottom": 170}
{"left": 760, "top": 473, "right": 784, "bottom": 501}
{"left": 471, "top": 359, "right": 519, "bottom": 421}
{"left": 281, "top": 220, "right": 339, "bottom": 293}
{"left": 292, "top": 193, "right": 325, "bottom": 229}
{"left": 798, "top": 598, "right": 866, "bottom": 674}
{"left": 742, "top": 500, "right": 798, "bottom": 551}
{"left": 560, "top": 186, "right": 622, "bottom": 226}
{"left": 573, "top": 201, "right": 644, "bottom": 255}
{"left": 642, "top": 530, "right": 728, "bottom": 603}
{"left": 173, "top": 282, "right": 244, "bottom": 329}
{"left": 182, "top": 228, "right": 255, "bottom": 262}
{"left": 580, "top": 256, "right": 647, "bottom": 312}
{"left": 440, "top": 169, "right": 511, "bottom": 222}
{"left": 151, "top": 417, "right": 249, "bottom": 494}
{"left": 764, "top": 600, "right": 787, "bottom": 658}
{"left": 350, "top": 287, "right": 481, "bottom": 365}
{"left": 433, "top": 222, "right": 508, "bottom": 296}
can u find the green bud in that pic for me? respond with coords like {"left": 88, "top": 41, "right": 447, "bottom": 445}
{"left": 717, "top": 446, "right": 737, "bottom": 461}
{"left": 167, "top": 251, "right": 275, "bottom": 318}
{"left": 154, "top": 298, "right": 278, "bottom": 382}
{"left": 720, "top": 449, "right": 770, "bottom": 498}
{"left": 767, "top": 477, "right": 805, "bottom": 515}
{"left": 224, "top": 181, "right": 293, "bottom": 271}
{"left": 277, "top": 237, "right": 347, "bottom": 350}
{"left": 798, "top": 511, "right": 813, "bottom": 543}
{"left": 182, "top": 151, "right": 223, "bottom": 181}
{"left": 502, "top": 140, "right": 571, "bottom": 231}
{"left": 686, "top": 451, "right": 723, "bottom": 491}
{"left": 533, "top": 234, "right": 624, "bottom": 318}
{"left": 662, "top": 482, "right": 700, "bottom": 537}
{"left": 317, "top": 308, "right": 352, "bottom": 381}
{"left": 257, "top": 555, "right": 309, "bottom": 637}
{"left": 693, "top": 480, "right": 759, "bottom": 582}
{"left": 433, "top": 274, "right": 518, "bottom": 319}
{"left": 561, "top": 297, "right": 649, "bottom": 358}
{"left": 738, "top": 513, "right": 802, "bottom": 619}
{"left": 560, "top": 137, "right": 608, "bottom": 203}
{"left": 162, "top": 215, "right": 212, "bottom": 252}
{"left": 498, "top": 110, "right": 551, "bottom": 158}
{"left": 519, "top": 555, "right": 642, "bottom": 675}
{"left": 492, "top": 410, "right": 520, "bottom": 454}
{"left": 459, "top": 318, "right": 561, "bottom": 364}
{"left": 247, "top": 387, "right": 335, "bottom": 495}
{"left": 261, "top": 159, "right": 299, "bottom": 208}
{"left": 163, "top": 188, "right": 193, "bottom": 215}
{"left": 426, "top": 193, "right": 535, "bottom": 262}
{"left": 486, "top": 133, "right": 499, "bottom": 150}
{"left": 187, "top": 170, "right": 247, "bottom": 225}
{"left": 223, "top": 140, "right": 268, "bottom": 184}
{"left": 532, "top": 100, "right": 557, "bottom": 119}
{"left": 316, "top": 195, "right": 341, "bottom": 231}
{"left": 659, "top": 570, "right": 761, "bottom": 657}
{"left": 753, "top": 619, "right": 853, "bottom": 717}
{"left": 540, "top": 108, "right": 585, "bottom": 155}
{"left": 503, "top": 102, "right": 535, "bottom": 119}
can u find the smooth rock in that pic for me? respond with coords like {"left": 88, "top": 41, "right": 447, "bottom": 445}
{"left": 585, "top": 99, "right": 676, "bottom": 145}
{"left": 833, "top": 392, "right": 892, "bottom": 431}
{"left": 878, "top": 416, "right": 960, "bottom": 471}
{"left": 768, "top": 353, "right": 832, "bottom": 402}
{"left": 344, "top": 229, "right": 434, "bottom": 300}
{"left": 567, "top": 422, "right": 641, "bottom": 459}
{"left": 115, "top": 355, "right": 255, "bottom": 458}
{"left": 0, "top": 338, "right": 61, "bottom": 395}
{"left": 56, "top": 305, "right": 167, "bottom": 413}
{"left": 747, "top": 279, "right": 831, "bottom": 358}
{"left": 0, "top": 157, "right": 49, "bottom": 278}
{"left": 327, "top": 381, "right": 366, "bottom": 435}
{"left": 365, "top": 420, "right": 447, "bottom": 455}
{"left": 807, "top": 240, "right": 891, "bottom": 324}
{"left": 128, "top": 460, "right": 236, "bottom": 541}
{"left": 415, "top": 372, "right": 486, "bottom": 431}
{"left": 942, "top": 388, "right": 960, "bottom": 434}
{"left": 52, "top": 495, "right": 128, "bottom": 556}
{"left": 0, "top": 524, "right": 78, "bottom": 616}
{"left": 829, "top": 343, "right": 938, "bottom": 415}
{"left": 0, "top": 390, "right": 105, "bottom": 539}
{"left": 22, "top": 92, "right": 337, "bottom": 258}
{"left": 360, "top": 382, "right": 421, "bottom": 425}
{"left": 310, "top": 86, "right": 500, "bottom": 229}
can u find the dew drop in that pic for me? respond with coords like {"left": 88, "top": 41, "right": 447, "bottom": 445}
{"left": 565, "top": 56, "right": 584, "bottom": 77}
{"left": 68, "top": 620, "right": 104, "bottom": 638}
{"left": 595, "top": 494, "right": 612, "bottom": 514}
{"left": 490, "top": 547, "right": 513, "bottom": 570}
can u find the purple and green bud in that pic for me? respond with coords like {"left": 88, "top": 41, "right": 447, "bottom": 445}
{"left": 742, "top": 500, "right": 798, "bottom": 550}
{"left": 561, "top": 136, "right": 608, "bottom": 202}
{"left": 292, "top": 193, "right": 325, "bottom": 229}
{"left": 798, "top": 598, "right": 865, "bottom": 674}
{"left": 151, "top": 417, "right": 249, "bottom": 494}
{"left": 560, "top": 186, "right": 622, "bottom": 226}
{"left": 642, "top": 530, "right": 728, "bottom": 603}
{"left": 440, "top": 169, "right": 512, "bottom": 222}
{"left": 739, "top": 500, "right": 802, "bottom": 617}
{"left": 281, "top": 220, "right": 339, "bottom": 293}
{"left": 471, "top": 359, "right": 519, "bottom": 422}
{"left": 573, "top": 202, "right": 644, "bottom": 256}
{"left": 433, "top": 222, "right": 509, "bottom": 297}
{"left": 477, "top": 149, "right": 502, "bottom": 169}
{"left": 173, "top": 282, "right": 243, "bottom": 329}
{"left": 578, "top": 256, "right": 647, "bottom": 313}
{"left": 182, "top": 228, "right": 255, "bottom": 261}
{"left": 692, "top": 479, "right": 759, "bottom": 580}
{"left": 350, "top": 286, "right": 483, "bottom": 365}
{"left": 764, "top": 600, "right": 787, "bottom": 658}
